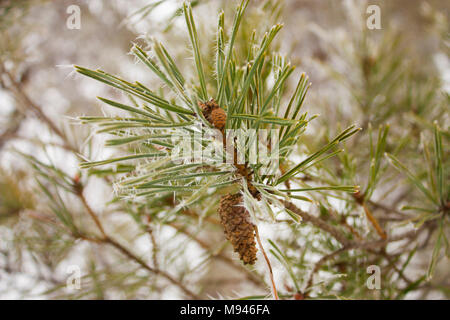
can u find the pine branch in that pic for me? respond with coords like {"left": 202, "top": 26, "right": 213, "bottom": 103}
{"left": 283, "top": 200, "right": 352, "bottom": 247}
{"left": 74, "top": 180, "right": 200, "bottom": 299}
{"left": 1, "top": 65, "right": 78, "bottom": 154}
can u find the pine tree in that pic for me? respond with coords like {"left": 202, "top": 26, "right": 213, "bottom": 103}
{"left": 0, "top": 0, "right": 448, "bottom": 300}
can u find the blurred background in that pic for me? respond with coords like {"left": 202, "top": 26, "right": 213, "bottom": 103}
{"left": 0, "top": 0, "right": 448, "bottom": 299}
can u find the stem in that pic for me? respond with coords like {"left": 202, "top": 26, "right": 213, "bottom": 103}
{"left": 284, "top": 200, "right": 352, "bottom": 246}
{"left": 104, "top": 237, "right": 200, "bottom": 299}
{"left": 305, "top": 247, "right": 348, "bottom": 295}
{"left": 146, "top": 224, "right": 159, "bottom": 270}
{"left": 362, "top": 202, "right": 387, "bottom": 240}
{"left": 76, "top": 185, "right": 199, "bottom": 299}
{"left": 169, "top": 223, "right": 266, "bottom": 289}
{"left": 2, "top": 66, "right": 78, "bottom": 154}
{"left": 254, "top": 225, "right": 279, "bottom": 300}
{"left": 78, "top": 190, "right": 107, "bottom": 239}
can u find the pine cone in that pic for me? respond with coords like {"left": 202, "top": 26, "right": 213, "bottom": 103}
{"left": 218, "top": 193, "right": 257, "bottom": 265}
{"left": 210, "top": 107, "right": 226, "bottom": 130}
{"left": 199, "top": 99, "right": 226, "bottom": 131}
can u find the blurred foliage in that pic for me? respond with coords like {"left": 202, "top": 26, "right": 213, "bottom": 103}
{"left": 0, "top": 169, "right": 34, "bottom": 224}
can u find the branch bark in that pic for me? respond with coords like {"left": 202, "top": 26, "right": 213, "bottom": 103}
{"left": 284, "top": 200, "right": 352, "bottom": 247}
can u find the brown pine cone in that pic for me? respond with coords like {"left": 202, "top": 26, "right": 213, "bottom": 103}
{"left": 199, "top": 99, "right": 226, "bottom": 131}
{"left": 211, "top": 107, "right": 226, "bottom": 130}
{"left": 218, "top": 193, "right": 257, "bottom": 265}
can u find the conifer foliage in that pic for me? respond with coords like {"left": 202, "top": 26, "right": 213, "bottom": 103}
{"left": 0, "top": 0, "right": 448, "bottom": 300}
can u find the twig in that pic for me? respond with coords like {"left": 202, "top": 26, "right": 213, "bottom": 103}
{"left": 305, "top": 247, "right": 348, "bottom": 295}
{"left": 327, "top": 209, "right": 363, "bottom": 240}
{"left": 254, "top": 225, "right": 279, "bottom": 300}
{"left": 354, "top": 228, "right": 422, "bottom": 250}
{"left": 75, "top": 184, "right": 199, "bottom": 299}
{"left": 284, "top": 200, "right": 352, "bottom": 246}
{"left": 77, "top": 189, "right": 107, "bottom": 239}
{"left": 0, "top": 110, "right": 24, "bottom": 151}
{"left": 362, "top": 202, "right": 387, "bottom": 240}
{"left": 146, "top": 225, "right": 159, "bottom": 269}
{"left": 354, "top": 192, "right": 387, "bottom": 240}
{"left": 103, "top": 237, "right": 200, "bottom": 299}
{"left": 169, "top": 222, "right": 266, "bottom": 289}
{"left": 367, "top": 199, "right": 405, "bottom": 217}
{"left": 1, "top": 65, "right": 198, "bottom": 298}
{"left": 1, "top": 66, "right": 78, "bottom": 154}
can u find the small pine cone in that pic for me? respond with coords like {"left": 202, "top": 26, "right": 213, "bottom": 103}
{"left": 218, "top": 193, "right": 257, "bottom": 265}
{"left": 199, "top": 99, "right": 226, "bottom": 130}
{"left": 211, "top": 107, "right": 226, "bottom": 130}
